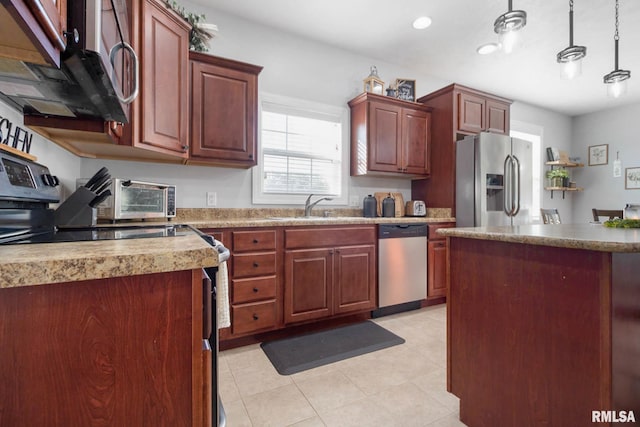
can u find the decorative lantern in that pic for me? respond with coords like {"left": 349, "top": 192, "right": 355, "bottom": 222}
{"left": 363, "top": 66, "right": 384, "bottom": 94}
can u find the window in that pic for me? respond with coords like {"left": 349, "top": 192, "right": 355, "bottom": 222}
{"left": 252, "top": 94, "right": 348, "bottom": 205}
{"left": 511, "top": 124, "right": 542, "bottom": 222}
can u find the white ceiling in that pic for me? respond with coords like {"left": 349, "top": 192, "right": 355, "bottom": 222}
{"left": 195, "top": 0, "right": 640, "bottom": 117}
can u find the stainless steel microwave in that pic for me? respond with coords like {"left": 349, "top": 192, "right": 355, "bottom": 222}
{"left": 77, "top": 178, "right": 176, "bottom": 220}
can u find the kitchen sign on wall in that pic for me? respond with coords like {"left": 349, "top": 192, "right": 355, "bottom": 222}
{"left": 0, "top": 115, "right": 32, "bottom": 154}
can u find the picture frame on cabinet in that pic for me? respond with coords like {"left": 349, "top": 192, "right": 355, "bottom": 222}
{"left": 625, "top": 167, "right": 640, "bottom": 189}
{"left": 588, "top": 144, "right": 608, "bottom": 166}
{"left": 395, "top": 79, "right": 416, "bottom": 102}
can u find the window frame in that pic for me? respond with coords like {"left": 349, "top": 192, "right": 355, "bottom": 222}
{"left": 252, "top": 93, "right": 349, "bottom": 205}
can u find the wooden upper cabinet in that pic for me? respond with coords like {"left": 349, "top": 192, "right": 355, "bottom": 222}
{"left": 486, "top": 99, "right": 510, "bottom": 134}
{"left": 349, "top": 92, "right": 431, "bottom": 177}
{"left": 132, "top": 0, "right": 190, "bottom": 158}
{"left": 0, "top": 0, "right": 67, "bottom": 67}
{"left": 402, "top": 107, "right": 431, "bottom": 175}
{"left": 456, "top": 87, "right": 510, "bottom": 136}
{"left": 368, "top": 100, "right": 402, "bottom": 173}
{"left": 189, "top": 52, "right": 263, "bottom": 168}
{"left": 457, "top": 92, "right": 485, "bottom": 134}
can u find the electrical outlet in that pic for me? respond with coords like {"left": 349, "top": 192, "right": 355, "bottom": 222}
{"left": 206, "top": 192, "right": 217, "bottom": 207}
{"left": 349, "top": 195, "right": 360, "bottom": 207}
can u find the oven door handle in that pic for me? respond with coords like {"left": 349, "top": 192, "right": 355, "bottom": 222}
{"left": 109, "top": 42, "right": 139, "bottom": 105}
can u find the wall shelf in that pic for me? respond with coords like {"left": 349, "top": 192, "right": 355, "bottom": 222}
{"left": 545, "top": 160, "right": 584, "bottom": 168}
{"left": 545, "top": 160, "right": 584, "bottom": 199}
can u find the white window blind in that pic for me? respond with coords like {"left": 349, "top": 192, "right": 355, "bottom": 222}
{"left": 260, "top": 99, "right": 343, "bottom": 197}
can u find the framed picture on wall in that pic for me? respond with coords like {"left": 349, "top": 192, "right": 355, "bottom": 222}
{"left": 588, "top": 144, "right": 608, "bottom": 166}
{"left": 625, "top": 167, "right": 640, "bottom": 189}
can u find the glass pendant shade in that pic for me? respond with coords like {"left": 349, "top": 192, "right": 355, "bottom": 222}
{"left": 605, "top": 70, "right": 630, "bottom": 98}
{"left": 494, "top": 1, "right": 527, "bottom": 54}
{"left": 557, "top": 1, "right": 586, "bottom": 80}
{"left": 560, "top": 57, "right": 583, "bottom": 80}
{"left": 603, "top": 0, "right": 631, "bottom": 98}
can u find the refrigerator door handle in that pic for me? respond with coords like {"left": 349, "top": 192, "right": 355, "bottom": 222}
{"left": 502, "top": 155, "right": 511, "bottom": 216}
{"left": 512, "top": 155, "right": 521, "bottom": 216}
{"left": 503, "top": 155, "right": 513, "bottom": 216}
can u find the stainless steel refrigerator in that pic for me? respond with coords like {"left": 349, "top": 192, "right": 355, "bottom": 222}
{"left": 456, "top": 132, "right": 532, "bottom": 227}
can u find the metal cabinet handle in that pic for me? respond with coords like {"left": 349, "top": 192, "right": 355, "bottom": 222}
{"left": 253, "top": 314, "right": 259, "bottom": 320}
{"left": 253, "top": 287, "right": 259, "bottom": 293}
{"left": 109, "top": 42, "right": 139, "bottom": 104}
{"left": 253, "top": 262, "right": 259, "bottom": 267}
{"left": 26, "top": 0, "right": 66, "bottom": 51}
{"left": 253, "top": 239, "right": 259, "bottom": 243}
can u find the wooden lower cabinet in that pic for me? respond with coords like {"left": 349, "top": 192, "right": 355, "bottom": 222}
{"left": 428, "top": 240, "right": 447, "bottom": 298}
{"left": 210, "top": 225, "right": 377, "bottom": 341}
{"left": 0, "top": 269, "right": 209, "bottom": 427}
{"left": 284, "top": 226, "right": 377, "bottom": 325}
{"left": 285, "top": 248, "right": 333, "bottom": 323}
{"left": 334, "top": 245, "right": 376, "bottom": 314}
{"left": 427, "top": 222, "right": 455, "bottom": 299}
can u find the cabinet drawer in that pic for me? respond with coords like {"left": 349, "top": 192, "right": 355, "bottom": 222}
{"left": 232, "top": 276, "right": 277, "bottom": 304}
{"left": 233, "top": 252, "right": 277, "bottom": 278}
{"left": 232, "top": 300, "right": 277, "bottom": 335}
{"left": 428, "top": 223, "right": 455, "bottom": 240}
{"left": 285, "top": 226, "right": 376, "bottom": 249}
{"left": 232, "top": 230, "right": 276, "bottom": 252}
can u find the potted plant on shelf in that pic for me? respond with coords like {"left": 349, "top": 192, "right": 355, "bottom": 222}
{"left": 546, "top": 169, "right": 569, "bottom": 188}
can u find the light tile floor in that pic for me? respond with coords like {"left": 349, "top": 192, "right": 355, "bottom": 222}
{"left": 219, "top": 304, "right": 467, "bottom": 427}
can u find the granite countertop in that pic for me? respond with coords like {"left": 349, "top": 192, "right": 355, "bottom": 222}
{"left": 185, "top": 215, "right": 455, "bottom": 229}
{"left": 439, "top": 223, "right": 640, "bottom": 253}
{"left": 1, "top": 208, "right": 455, "bottom": 289}
{"left": 0, "top": 234, "right": 218, "bottom": 289}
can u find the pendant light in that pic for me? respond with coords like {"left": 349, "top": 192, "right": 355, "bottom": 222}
{"left": 557, "top": 0, "right": 587, "bottom": 80}
{"left": 494, "top": 0, "right": 527, "bottom": 54}
{"left": 603, "top": 0, "right": 630, "bottom": 98}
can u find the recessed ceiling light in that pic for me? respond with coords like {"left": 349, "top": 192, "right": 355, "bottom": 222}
{"left": 413, "top": 16, "right": 432, "bottom": 30}
{"left": 476, "top": 43, "right": 499, "bottom": 55}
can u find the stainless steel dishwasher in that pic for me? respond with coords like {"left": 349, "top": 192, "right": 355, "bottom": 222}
{"left": 373, "top": 224, "right": 428, "bottom": 317}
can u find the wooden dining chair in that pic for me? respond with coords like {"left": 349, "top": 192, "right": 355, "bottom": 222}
{"left": 592, "top": 209, "right": 623, "bottom": 222}
{"left": 541, "top": 208, "right": 561, "bottom": 224}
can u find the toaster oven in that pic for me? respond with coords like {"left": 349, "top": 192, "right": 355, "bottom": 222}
{"left": 77, "top": 178, "right": 176, "bottom": 220}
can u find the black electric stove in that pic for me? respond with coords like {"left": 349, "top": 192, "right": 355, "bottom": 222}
{"left": 0, "top": 223, "right": 199, "bottom": 245}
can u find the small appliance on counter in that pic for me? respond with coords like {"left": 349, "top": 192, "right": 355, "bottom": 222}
{"left": 625, "top": 204, "right": 640, "bottom": 219}
{"left": 76, "top": 178, "right": 176, "bottom": 222}
{"left": 405, "top": 200, "right": 426, "bottom": 217}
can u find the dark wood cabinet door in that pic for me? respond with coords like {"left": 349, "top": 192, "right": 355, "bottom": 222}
{"left": 457, "top": 92, "right": 485, "bottom": 134}
{"left": 0, "top": 270, "right": 205, "bottom": 427}
{"left": 368, "top": 101, "right": 403, "bottom": 173}
{"left": 334, "top": 245, "right": 376, "bottom": 314}
{"left": 427, "top": 240, "right": 447, "bottom": 298}
{"left": 190, "top": 53, "right": 262, "bottom": 167}
{"left": 486, "top": 99, "right": 510, "bottom": 134}
{"left": 137, "top": 0, "right": 190, "bottom": 157}
{"left": 402, "top": 108, "right": 430, "bottom": 175}
{"left": 284, "top": 248, "right": 333, "bottom": 324}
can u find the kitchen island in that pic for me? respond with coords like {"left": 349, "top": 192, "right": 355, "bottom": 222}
{"left": 0, "top": 233, "right": 218, "bottom": 426}
{"left": 439, "top": 224, "right": 640, "bottom": 427}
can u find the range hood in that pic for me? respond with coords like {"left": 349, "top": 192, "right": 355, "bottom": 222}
{"left": 0, "top": 50, "right": 130, "bottom": 123}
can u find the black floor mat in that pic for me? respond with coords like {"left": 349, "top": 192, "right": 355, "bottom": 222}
{"left": 260, "top": 321, "right": 405, "bottom": 375}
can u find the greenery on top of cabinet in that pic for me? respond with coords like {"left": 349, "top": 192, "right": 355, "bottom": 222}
{"left": 164, "top": 0, "right": 213, "bottom": 52}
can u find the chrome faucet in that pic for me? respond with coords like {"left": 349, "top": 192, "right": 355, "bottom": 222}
{"left": 304, "top": 194, "right": 333, "bottom": 217}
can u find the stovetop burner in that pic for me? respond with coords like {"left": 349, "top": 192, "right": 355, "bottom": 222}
{"left": 0, "top": 224, "right": 197, "bottom": 244}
